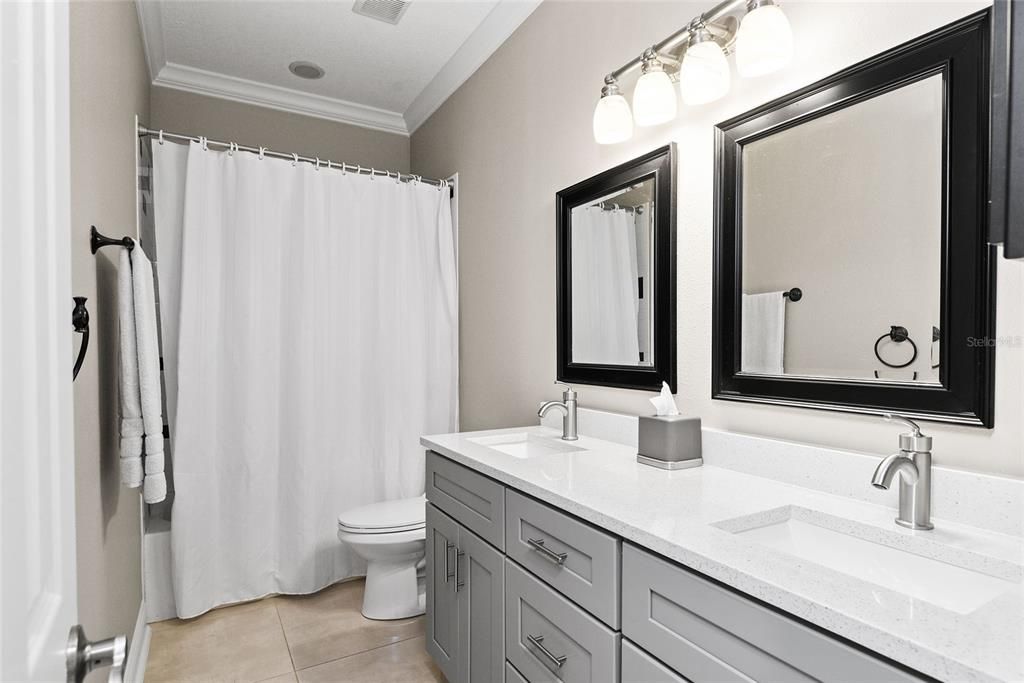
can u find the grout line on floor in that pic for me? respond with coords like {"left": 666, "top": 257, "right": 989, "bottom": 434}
{"left": 272, "top": 599, "right": 298, "bottom": 674}
{"left": 292, "top": 631, "right": 426, "bottom": 674}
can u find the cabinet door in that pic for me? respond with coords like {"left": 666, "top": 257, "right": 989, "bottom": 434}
{"left": 426, "top": 503, "right": 460, "bottom": 682}
{"left": 458, "top": 526, "right": 505, "bottom": 683}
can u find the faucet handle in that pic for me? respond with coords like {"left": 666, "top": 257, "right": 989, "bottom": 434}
{"left": 554, "top": 380, "right": 577, "bottom": 399}
{"left": 883, "top": 414, "right": 932, "bottom": 452}
{"left": 883, "top": 413, "right": 922, "bottom": 435}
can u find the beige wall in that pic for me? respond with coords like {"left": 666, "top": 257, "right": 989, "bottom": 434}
{"left": 70, "top": 0, "right": 149, "bottom": 650}
{"left": 411, "top": 0, "right": 1024, "bottom": 477}
{"left": 150, "top": 87, "right": 410, "bottom": 172}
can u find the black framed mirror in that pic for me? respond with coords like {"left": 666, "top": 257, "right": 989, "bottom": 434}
{"left": 713, "top": 11, "right": 995, "bottom": 426}
{"left": 557, "top": 144, "right": 676, "bottom": 391}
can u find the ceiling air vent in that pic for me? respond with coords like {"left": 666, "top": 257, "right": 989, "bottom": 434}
{"left": 352, "top": 0, "right": 411, "bottom": 25}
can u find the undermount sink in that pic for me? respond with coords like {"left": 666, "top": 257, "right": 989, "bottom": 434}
{"left": 468, "top": 432, "right": 585, "bottom": 459}
{"left": 716, "top": 506, "right": 1021, "bottom": 615}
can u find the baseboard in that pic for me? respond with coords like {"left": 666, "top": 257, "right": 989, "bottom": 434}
{"left": 125, "top": 600, "right": 151, "bottom": 683}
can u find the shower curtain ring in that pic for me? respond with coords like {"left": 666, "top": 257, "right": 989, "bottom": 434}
{"left": 370, "top": 168, "right": 377, "bottom": 180}
{"left": 258, "top": 146, "right": 265, "bottom": 160}
{"left": 227, "top": 142, "right": 235, "bottom": 156}
{"left": 315, "top": 157, "right": 321, "bottom": 171}
{"left": 200, "top": 136, "right": 208, "bottom": 152}
{"left": 158, "top": 129, "right": 165, "bottom": 145}
{"left": 292, "top": 153, "right": 299, "bottom": 167}
{"left": 394, "top": 171, "right": 401, "bottom": 184}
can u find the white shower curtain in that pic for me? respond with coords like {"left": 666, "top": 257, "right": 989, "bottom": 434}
{"left": 571, "top": 206, "right": 640, "bottom": 365}
{"left": 153, "top": 141, "right": 458, "bottom": 618}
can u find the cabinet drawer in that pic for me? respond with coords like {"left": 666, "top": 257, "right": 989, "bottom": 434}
{"left": 621, "top": 639, "right": 689, "bottom": 683}
{"left": 426, "top": 451, "right": 505, "bottom": 550}
{"left": 506, "top": 661, "right": 529, "bottom": 683}
{"left": 622, "top": 544, "right": 924, "bottom": 683}
{"left": 505, "top": 490, "right": 620, "bottom": 628}
{"left": 505, "top": 560, "right": 619, "bottom": 683}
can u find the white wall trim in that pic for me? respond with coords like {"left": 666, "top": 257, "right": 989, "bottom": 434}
{"left": 135, "top": 0, "right": 540, "bottom": 137}
{"left": 135, "top": 0, "right": 166, "bottom": 81}
{"left": 153, "top": 63, "right": 409, "bottom": 136}
{"left": 404, "top": 0, "right": 542, "bottom": 133}
{"left": 125, "top": 600, "right": 151, "bottom": 683}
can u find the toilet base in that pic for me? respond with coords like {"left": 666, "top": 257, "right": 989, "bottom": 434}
{"left": 361, "top": 558, "right": 426, "bottom": 620}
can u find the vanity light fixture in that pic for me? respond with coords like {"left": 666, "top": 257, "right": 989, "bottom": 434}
{"left": 735, "top": 0, "right": 794, "bottom": 77}
{"left": 591, "top": 0, "right": 794, "bottom": 144}
{"left": 633, "top": 49, "right": 678, "bottom": 127}
{"left": 679, "top": 25, "right": 731, "bottom": 105}
{"left": 593, "top": 76, "right": 634, "bottom": 144}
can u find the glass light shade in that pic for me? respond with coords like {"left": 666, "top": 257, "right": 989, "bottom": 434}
{"left": 632, "top": 69, "right": 678, "bottom": 127}
{"left": 736, "top": 4, "right": 794, "bottom": 78}
{"left": 592, "top": 94, "right": 634, "bottom": 144}
{"left": 679, "top": 39, "right": 731, "bottom": 105}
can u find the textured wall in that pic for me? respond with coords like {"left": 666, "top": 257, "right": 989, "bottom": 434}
{"left": 69, "top": 0, "right": 149, "bottom": 652}
{"left": 411, "top": 0, "right": 1024, "bottom": 477}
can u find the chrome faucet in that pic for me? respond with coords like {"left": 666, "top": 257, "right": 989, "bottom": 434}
{"left": 538, "top": 382, "right": 578, "bottom": 441}
{"left": 871, "top": 414, "right": 933, "bottom": 530}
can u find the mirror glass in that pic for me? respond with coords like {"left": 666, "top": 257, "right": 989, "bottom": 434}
{"left": 740, "top": 74, "right": 943, "bottom": 384}
{"left": 570, "top": 178, "right": 654, "bottom": 367}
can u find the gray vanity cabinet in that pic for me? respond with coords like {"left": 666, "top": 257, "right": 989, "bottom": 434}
{"left": 425, "top": 502, "right": 505, "bottom": 683}
{"left": 621, "top": 544, "right": 923, "bottom": 683}
{"left": 426, "top": 504, "right": 460, "bottom": 682}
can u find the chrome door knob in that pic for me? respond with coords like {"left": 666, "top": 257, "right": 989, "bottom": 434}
{"left": 66, "top": 624, "right": 126, "bottom": 683}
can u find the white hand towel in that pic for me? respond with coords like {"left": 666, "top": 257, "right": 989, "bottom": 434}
{"left": 118, "top": 248, "right": 144, "bottom": 488}
{"left": 131, "top": 245, "right": 167, "bottom": 503}
{"left": 741, "top": 292, "right": 786, "bottom": 375}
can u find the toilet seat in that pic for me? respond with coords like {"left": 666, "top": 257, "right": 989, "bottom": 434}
{"left": 337, "top": 495, "right": 425, "bottom": 535}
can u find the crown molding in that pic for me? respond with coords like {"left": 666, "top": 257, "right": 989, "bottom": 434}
{"left": 135, "top": 0, "right": 541, "bottom": 137}
{"left": 135, "top": 0, "right": 166, "bottom": 81}
{"left": 153, "top": 63, "right": 409, "bottom": 135}
{"left": 404, "top": 0, "right": 542, "bottom": 133}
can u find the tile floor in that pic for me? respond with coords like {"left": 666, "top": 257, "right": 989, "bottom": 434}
{"left": 146, "top": 579, "right": 444, "bottom": 682}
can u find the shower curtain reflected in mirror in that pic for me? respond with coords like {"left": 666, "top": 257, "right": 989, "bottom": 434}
{"left": 570, "top": 205, "right": 641, "bottom": 365}
{"left": 152, "top": 141, "right": 458, "bottom": 618}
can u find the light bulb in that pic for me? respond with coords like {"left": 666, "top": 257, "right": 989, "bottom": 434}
{"left": 679, "top": 31, "right": 731, "bottom": 105}
{"left": 736, "top": 1, "right": 794, "bottom": 78}
{"left": 632, "top": 53, "right": 677, "bottom": 127}
{"left": 593, "top": 81, "right": 634, "bottom": 144}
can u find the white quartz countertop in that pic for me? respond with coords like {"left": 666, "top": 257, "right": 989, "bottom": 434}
{"left": 421, "top": 426, "right": 1024, "bottom": 683}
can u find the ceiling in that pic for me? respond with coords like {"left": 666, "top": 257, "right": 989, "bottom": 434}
{"left": 136, "top": 0, "right": 541, "bottom": 135}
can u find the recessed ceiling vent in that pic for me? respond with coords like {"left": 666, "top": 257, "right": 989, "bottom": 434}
{"left": 352, "top": 0, "right": 411, "bottom": 25}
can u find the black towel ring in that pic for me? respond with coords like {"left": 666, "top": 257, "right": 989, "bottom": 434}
{"left": 874, "top": 325, "right": 918, "bottom": 369}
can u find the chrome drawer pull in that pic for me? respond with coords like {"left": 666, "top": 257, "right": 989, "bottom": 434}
{"left": 444, "top": 541, "right": 455, "bottom": 583}
{"left": 527, "top": 537, "right": 567, "bottom": 565}
{"left": 526, "top": 634, "right": 567, "bottom": 669}
{"left": 454, "top": 550, "right": 465, "bottom": 592}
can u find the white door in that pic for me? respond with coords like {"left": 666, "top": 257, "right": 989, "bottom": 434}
{"left": 0, "top": 2, "right": 79, "bottom": 682}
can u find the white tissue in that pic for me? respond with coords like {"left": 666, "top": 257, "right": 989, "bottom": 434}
{"left": 650, "top": 381, "right": 680, "bottom": 416}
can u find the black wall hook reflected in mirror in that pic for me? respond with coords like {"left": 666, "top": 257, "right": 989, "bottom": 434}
{"left": 874, "top": 325, "right": 918, "bottom": 369}
{"left": 90, "top": 225, "right": 134, "bottom": 254}
{"left": 72, "top": 297, "right": 89, "bottom": 381}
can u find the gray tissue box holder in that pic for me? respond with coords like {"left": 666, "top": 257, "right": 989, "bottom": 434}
{"left": 637, "top": 415, "right": 702, "bottom": 470}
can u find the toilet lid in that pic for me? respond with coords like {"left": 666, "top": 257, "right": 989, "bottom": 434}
{"left": 338, "top": 495, "right": 426, "bottom": 533}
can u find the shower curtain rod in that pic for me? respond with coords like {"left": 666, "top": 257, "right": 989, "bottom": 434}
{"left": 138, "top": 125, "right": 452, "bottom": 195}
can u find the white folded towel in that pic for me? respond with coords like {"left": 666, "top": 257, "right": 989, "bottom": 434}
{"left": 741, "top": 291, "right": 786, "bottom": 375}
{"left": 131, "top": 245, "right": 167, "bottom": 504}
{"left": 118, "top": 248, "right": 144, "bottom": 488}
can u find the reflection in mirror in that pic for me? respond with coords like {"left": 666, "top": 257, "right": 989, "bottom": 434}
{"left": 740, "top": 75, "right": 942, "bottom": 384}
{"left": 570, "top": 179, "right": 654, "bottom": 367}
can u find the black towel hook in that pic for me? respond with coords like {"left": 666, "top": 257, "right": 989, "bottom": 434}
{"left": 90, "top": 225, "right": 134, "bottom": 254}
{"left": 874, "top": 325, "right": 918, "bottom": 369}
{"left": 72, "top": 297, "right": 90, "bottom": 381}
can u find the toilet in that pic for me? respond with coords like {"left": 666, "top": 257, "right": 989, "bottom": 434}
{"left": 337, "top": 495, "right": 427, "bottom": 620}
